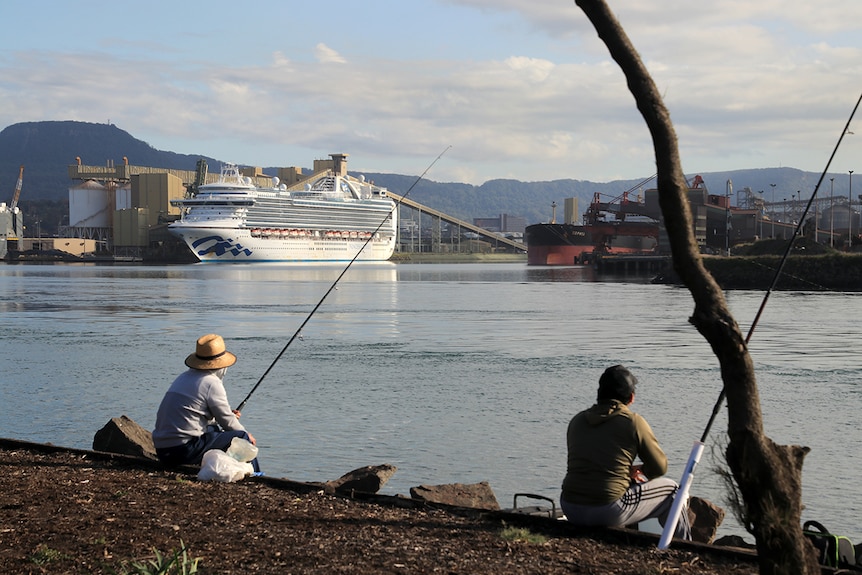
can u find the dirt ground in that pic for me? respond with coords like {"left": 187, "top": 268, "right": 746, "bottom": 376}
{"left": 0, "top": 441, "right": 762, "bottom": 574}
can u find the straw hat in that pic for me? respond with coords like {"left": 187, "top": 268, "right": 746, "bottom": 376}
{"left": 185, "top": 334, "right": 237, "bottom": 370}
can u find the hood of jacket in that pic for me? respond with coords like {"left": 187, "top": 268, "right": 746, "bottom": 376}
{"left": 584, "top": 399, "right": 631, "bottom": 426}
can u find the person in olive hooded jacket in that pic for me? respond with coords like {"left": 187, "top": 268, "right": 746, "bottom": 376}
{"left": 560, "top": 365, "right": 690, "bottom": 540}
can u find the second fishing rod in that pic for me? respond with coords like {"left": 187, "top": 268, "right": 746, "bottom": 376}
{"left": 234, "top": 146, "right": 452, "bottom": 413}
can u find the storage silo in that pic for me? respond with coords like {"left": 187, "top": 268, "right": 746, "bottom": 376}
{"left": 821, "top": 203, "right": 858, "bottom": 229}
{"left": 69, "top": 180, "right": 111, "bottom": 227}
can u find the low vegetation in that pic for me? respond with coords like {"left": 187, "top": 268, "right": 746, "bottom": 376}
{"left": 119, "top": 541, "right": 200, "bottom": 575}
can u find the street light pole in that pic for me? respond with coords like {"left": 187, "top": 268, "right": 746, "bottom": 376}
{"left": 757, "top": 190, "right": 764, "bottom": 239}
{"left": 796, "top": 191, "right": 801, "bottom": 227}
{"left": 725, "top": 179, "right": 732, "bottom": 256}
{"left": 814, "top": 189, "right": 818, "bottom": 242}
{"left": 769, "top": 183, "right": 776, "bottom": 238}
{"left": 792, "top": 190, "right": 802, "bottom": 237}
{"left": 830, "top": 177, "right": 835, "bottom": 247}
{"left": 850, "top": 171, "right": 855, "bottom": 251}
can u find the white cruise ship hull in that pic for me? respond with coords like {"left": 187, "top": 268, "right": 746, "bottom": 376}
{"left": 169, "top": 225, "right": 396, "bottom": 262}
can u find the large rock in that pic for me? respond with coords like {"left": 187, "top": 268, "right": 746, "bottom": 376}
{"left": 325, "top": 464, "right": 397, "bottom": 494}
{"left": 714, "top": 534, "right": 756, "bottom": 549}
{"left": 689, "top": 496, "right": 725, "bottom": 544}
{"left": 93, "top": 415, "right": 157, "bottom": 460}
{"left": 410, "top": 481, "right": 500, "bottom": 510}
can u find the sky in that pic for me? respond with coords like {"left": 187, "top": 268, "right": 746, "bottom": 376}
{"left": 1, "top": 0, "right": 861, "bottom": 186}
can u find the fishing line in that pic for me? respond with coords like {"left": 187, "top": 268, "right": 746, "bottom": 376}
{"left": 731, "top": 258, "right": 835, "bottom": 292}
{"left": 234, "top": 146, "right": 452, "bottom": 413}
{"left": 658, "top": 91, "right": 862, "bottom": 549}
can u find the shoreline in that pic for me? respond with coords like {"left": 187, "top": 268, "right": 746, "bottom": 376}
{"left": 0, "top": 436, "right": 760, "bottom": 574}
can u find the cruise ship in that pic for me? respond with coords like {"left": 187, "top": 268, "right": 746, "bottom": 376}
{"left": 169, "top": 160, "right": 397, "bottom": 262}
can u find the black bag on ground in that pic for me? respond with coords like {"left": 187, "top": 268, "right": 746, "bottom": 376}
{"left": 802, "top": 520, "right": 856, "bottom": 568}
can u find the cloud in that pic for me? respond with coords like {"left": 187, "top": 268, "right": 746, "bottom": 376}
{"left": 272, "top": 51, "right": 291, "bottom": 68}
{"left": 1, "top": 0, "right": 861, "bottom": 185}
{"left": 314, "top": 43, "right": 347, "bottom": 64}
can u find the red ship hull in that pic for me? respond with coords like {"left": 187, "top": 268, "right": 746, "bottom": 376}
{"left": 525, "top": 222, "right": 659, "bottom": 266}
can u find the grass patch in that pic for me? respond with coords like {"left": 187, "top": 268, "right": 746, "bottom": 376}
{"left": 499, "top": 524, "right": 548, "bottom": 545}
{"left": 119, "top": 540, "right": 200, "bottom": 575}
{"left": 29, "top": 544, "right": 69, "bottom": 565}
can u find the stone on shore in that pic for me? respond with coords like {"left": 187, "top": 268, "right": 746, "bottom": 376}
{"left": 93, "top": 415, "right": 157, "bottom": 460}
{"left": 410, "top": 481, "right": 500, "bottom": 510}
{"left": 714, "top": 534, "right": 757, "bottom": 549}
{"left": 689, "top": 496, "right": 726, "bottom": 544}
{"left": 325, "top": 464, "right": 398, "bottom": 494}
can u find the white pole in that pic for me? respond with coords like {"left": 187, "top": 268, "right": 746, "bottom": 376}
{"left": 658, "top": 441, "right": 705, "bottom": 550}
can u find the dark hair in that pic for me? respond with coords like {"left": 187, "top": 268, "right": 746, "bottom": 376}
{"left": 597, "top": 365, "right": 638, "bottom": 402}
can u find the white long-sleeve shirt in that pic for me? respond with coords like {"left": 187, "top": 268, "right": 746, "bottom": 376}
{"left": 152, "top": 368, "right": 246, "bottom": 449}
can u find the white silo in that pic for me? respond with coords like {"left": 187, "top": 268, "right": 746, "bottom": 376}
{"left": 69, "top": 180, "right": 110, "bottom": 227}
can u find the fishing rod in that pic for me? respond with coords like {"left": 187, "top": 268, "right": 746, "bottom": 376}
{"left": 658, "top": 91, "right": 862, "bottom": 549}
{"left": 234, "top": 146, "right": 452, "bottom": 413}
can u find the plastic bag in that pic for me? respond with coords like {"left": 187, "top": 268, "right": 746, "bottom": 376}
{"left": 197, "top": 449, "right": 254, "bottom": 482}
{"left": 226, "top": 436, "right": 258, "bottom": 463}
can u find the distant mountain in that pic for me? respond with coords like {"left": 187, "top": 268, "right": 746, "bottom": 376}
{"left": 0, "top": 120, "right": 852, "bottom": 225}
{"left": 363, "top": 168, "right": 847, "bottom": 226}
{"left": 0, "top": 121, "right": 219, "bottom": 203}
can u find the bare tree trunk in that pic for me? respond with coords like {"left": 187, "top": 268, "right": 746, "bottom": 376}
{"left": 573, "top": 2, "right": 817, "bottom": 573}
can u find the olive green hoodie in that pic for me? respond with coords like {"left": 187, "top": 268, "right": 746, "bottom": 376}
{"left": 561, "top": 399, "right": 667, "bottom": 505}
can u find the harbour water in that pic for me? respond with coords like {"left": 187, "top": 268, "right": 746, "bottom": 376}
{"left": 1, "top": 262, "right": 860, "bottom": 543}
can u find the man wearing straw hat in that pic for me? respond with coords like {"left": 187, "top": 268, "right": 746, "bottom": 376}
{"left": 152, "top": 334, "right": 261, "bottom": 472}
{"left": 560, "top": 365, "right": 689, "bottom": 539}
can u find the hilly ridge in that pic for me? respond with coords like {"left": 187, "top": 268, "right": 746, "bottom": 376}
{"left": 0, "top": 120, "right": 847, "bottom": 225}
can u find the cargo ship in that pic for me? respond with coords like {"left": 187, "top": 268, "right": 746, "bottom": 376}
{"left": 525, "top": 221, "right": 659, "bottom": 265}
{"left": 169, "top": 162, "right": 397, "bottom": 262}
{"left": 526, "top": 181, "right": 661, "bottom": 266}
{"left": 525, "top": 223, "right": 593, "bottom": 265}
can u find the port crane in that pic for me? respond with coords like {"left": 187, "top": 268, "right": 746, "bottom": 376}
{"left": 9, "top": 165, "right": 23, "bottom": 211}
{"left": 8, "top": 165, "right": 24, "bottom": 237}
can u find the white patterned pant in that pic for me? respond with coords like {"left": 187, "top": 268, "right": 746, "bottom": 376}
{"left": 560, "top": 477, "right": 691, "bottom": 540}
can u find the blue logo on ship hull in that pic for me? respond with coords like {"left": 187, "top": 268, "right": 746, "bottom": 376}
{"left": 191, "top": 235, "right": 253, "bottom": 258}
